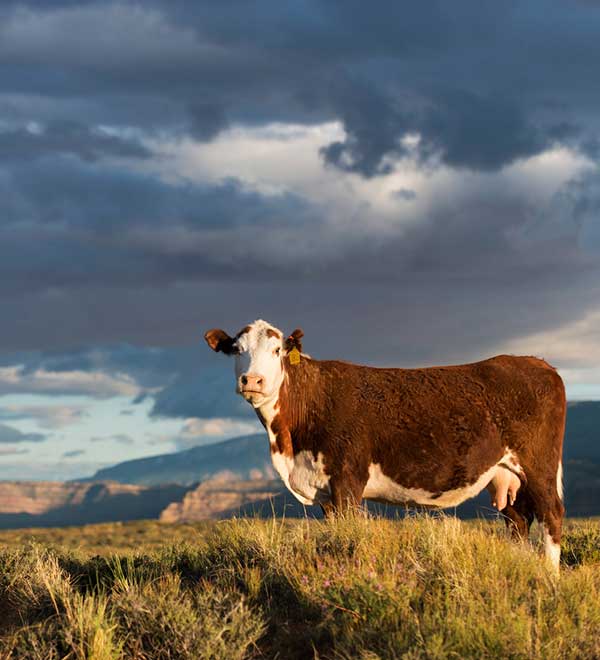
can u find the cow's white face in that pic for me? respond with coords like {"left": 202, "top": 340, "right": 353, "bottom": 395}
{"left": 204, "top": 319, "right": 302, "bottom": 408}
{"left": 232, "top": 320, "right": 285, "bottom": 406}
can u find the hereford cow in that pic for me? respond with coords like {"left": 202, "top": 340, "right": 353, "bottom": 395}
{"left": 204, "top": 319, "right": 566, "bottom": 569}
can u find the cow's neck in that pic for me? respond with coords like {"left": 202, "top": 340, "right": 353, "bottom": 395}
{"left": 255, "top": 357, "right": 322, "bottom": 456}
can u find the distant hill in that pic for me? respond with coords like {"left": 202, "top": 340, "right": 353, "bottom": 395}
{"left": 89, "top": 434, "right": 275, "bottom": 486}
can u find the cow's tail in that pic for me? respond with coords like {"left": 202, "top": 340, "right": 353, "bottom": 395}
{"left": 556, "top": 460, "right": 564, "bottom": 502}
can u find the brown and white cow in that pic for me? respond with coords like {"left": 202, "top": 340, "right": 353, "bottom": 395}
{"left": 204, "top": 319, "right": 566, "bottom": 569}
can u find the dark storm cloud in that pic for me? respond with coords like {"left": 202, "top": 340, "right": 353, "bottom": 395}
{"left": 0, "top": 156, "right": 322, "bottom": 297}
{"left": 392, "top": 189, "right": 417, "bottom": 201}
{"left": 1, "top": 141, "right": 594, "bottom": 305}
{"left": 0, "top": 120, "right": 150, "bottom": 163}
{"left": 188, "top": 103, "right": 229, "bottom": 141}
{"left": 322, "top": 84, "right": 552, "bottom": 176}
{"left": 0, "top": 159, "right": 598, "bottom": 357}
{"left": 0, "top": 423, "right": 47, "bottom": 443}
{"left": 1, "top": 2, "right": 600, "bottom": 170}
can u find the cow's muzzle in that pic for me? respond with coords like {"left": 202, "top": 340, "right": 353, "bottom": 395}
{"left": 239, "top": 373, "right": 265, "bottom": 398}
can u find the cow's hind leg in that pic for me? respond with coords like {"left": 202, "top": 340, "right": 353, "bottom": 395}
{"left": 540, "top": 491, "right": 564, "bottom": 572}
{"left": 527, "top": 472, "right": 565, "bottom": 572}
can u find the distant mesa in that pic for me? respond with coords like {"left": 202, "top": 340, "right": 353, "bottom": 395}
{"left": 159, "top": 478, "right": 303, "bottom": 522}
{"left": 0, "top": 480, "right": 189, "bottom": 529}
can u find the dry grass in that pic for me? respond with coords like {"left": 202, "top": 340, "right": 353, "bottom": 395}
{"left": 0, "top": 520, "right": 213, "bottom": 555}
{"left": 0, "top": 515, "right": 598, "bottom": 659}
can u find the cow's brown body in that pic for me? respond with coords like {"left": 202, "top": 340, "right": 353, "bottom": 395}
{"left": 205, "top": 320, "right": 566, "bottom": 567}
{"left": 262, "top": 353, "right": 565, "bottom": 548}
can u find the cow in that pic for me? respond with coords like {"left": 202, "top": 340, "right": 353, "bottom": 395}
{"left": 204, "top": 319, "right": 566, "bottom": 570}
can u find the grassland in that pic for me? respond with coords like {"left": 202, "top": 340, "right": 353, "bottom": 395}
{"left": 0, "top": 515, "right": 599, "bottom": 659}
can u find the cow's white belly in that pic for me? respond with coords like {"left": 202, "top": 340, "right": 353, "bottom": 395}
{"left": 271, "top": 449, "right": 331, "bottom": 506}
{"left": 270, "top": 446, "right": 523, "bottom": 510}
{"left": 363, "top": 462, "right": 500, "bottom": 508}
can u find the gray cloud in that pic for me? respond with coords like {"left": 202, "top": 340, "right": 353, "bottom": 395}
{"left": 321, "top": 82, "right": 555, "bottom": 177}
{"left": 0, "top": 1, "right": 599, "bottom": 170}
{"left": 392, "top": 189, "right": 417, "bottom": 202}
{"left": 0, "top": 158, "right": 322, "bottom": 300}
{"left": 0, "top": 422, "right": 47, "bottom": 443}
{"left": 0, "top": 158, "right": 597, "bottom": 365}
{"left": 0, "top": 120, "right": 150, "bottom": 163}
{"left": 90, "top": 433, "right": 134, "bottom": 445}
{"left": 188, "top": 102, "right": 228, "bottom": 141}
{"left": 111, "top": 434, "right": 134, "bottom": 445}
{"left": 0, "top": 362, "right": 141, "bottom": 399}
{"left": 0, "top": 145, "right": 595, "bottom": 299}
{"left": 62, "top": 449, "right": 85, "bottom": 458}
{"left": 0, "top": 447, "right": 29, "bottom": 456}
{"left": 0, "top": 404, "right": 88, "bottom": 428}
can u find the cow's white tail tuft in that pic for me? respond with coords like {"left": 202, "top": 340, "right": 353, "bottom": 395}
{"left": 556, "top": 460, "right": 564, "bottom": 501}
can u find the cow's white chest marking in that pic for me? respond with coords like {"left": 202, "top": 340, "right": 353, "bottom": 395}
{"left": 271, "top": 450, "right": 331, "bottom": 505}
{"left": 258, "top": 395, "right": 330, "bottom": 506}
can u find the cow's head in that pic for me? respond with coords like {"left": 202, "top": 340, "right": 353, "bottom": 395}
{"left": 204, "top": 319, "right": 303, "bottom": 407}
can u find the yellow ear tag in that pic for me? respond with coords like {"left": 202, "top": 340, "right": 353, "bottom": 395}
{"left": 288, "top": 347, "right": 301, "bottom": 365}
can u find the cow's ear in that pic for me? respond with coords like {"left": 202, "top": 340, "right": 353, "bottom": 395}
{"left": 204, "top": 329, "right": 235, "bottom": 354}
{"left": 285, "top": 328, "right": 304, "bottom": 353}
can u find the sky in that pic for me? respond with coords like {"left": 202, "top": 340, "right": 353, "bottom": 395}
{"left": 1, "top": 0, "right": 600, "bottom": 480}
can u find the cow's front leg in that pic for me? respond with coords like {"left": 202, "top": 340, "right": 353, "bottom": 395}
{"left": 328, "top": 473, "right": 367, "bottom": 515}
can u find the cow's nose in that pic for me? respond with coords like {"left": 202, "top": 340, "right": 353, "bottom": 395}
{"left": 240, "top": 374, "right": 264, "bottom": 391}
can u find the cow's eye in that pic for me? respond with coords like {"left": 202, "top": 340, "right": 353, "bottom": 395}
{"left": 275, "top": 347, "right": 281, "bottom": 356}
